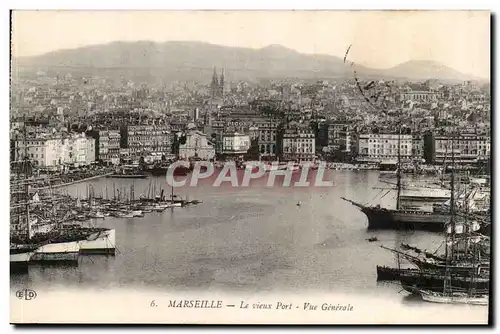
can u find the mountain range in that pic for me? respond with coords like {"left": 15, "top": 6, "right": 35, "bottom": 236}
{"left": 13, "top": 41, "right": 485, "bottom": 84}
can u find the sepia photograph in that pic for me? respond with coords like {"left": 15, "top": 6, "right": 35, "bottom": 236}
{"left": 9, "top": 9, "right": 491, "bottom": 325}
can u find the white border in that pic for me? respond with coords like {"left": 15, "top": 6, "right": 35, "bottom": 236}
{"left": 2, "top": 1, "right": 497, "bottom": 333}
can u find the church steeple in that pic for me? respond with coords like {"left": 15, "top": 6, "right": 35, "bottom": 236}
{"left": 210, "top": 66, "right": 225, "bottom": 99}
{"left": 220, "top": 68, "right": 224, "bottom": 90}
{"left": 210, "top": 66, "right": 219, "bottom": 99}
{"left": 211, "top": 67, "right": 219, "bottom": 87}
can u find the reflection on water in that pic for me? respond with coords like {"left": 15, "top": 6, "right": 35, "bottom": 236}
{"left": 11, "top": 171, "right": 453, "bottom": 305}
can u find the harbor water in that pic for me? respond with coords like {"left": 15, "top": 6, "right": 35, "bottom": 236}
{"left": 10, "top": 170, "right": 488, "bottom": 321}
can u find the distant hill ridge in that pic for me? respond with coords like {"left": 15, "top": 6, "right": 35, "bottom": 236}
{"left": 13, "top": 41, "right": 485, "bottom": 83}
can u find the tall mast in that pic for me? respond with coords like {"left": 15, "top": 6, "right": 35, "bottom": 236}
{"left": 443, "top": 132, "right": 457, "bottom": 295}
{"left": 396, "top": 125, "right": 402, "bottom": 210}
{"left": 441, "top": 137, "right": 449, "bottom": 187}
{"left": 450, "top": 133, "right": 456, "bottom": 258}
{"left": 22, "top": 116, "right": 31, "bottom": 239}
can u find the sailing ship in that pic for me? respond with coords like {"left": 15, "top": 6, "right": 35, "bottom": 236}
{"left": 377, "top": 265, "right": 490, "bottom": 293}
{"left": 412, "top": 152, "right": 489, "bottom": 305}
{"left": 10, "top": 132, "right": 115, "bottom": 266}
{"left": 11, "top": 189, "right": 82, "bottom": 265}
{"left": 10, "top": 177, "right": 36, "bottom": 271}
{"left": 342, "top": 129, "right": 485, "bottom": 232}
{"left": 384, "top": 134, "right": 490, "bottom": 305}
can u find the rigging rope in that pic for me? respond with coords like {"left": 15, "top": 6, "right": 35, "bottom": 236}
{"left": 365, "top": 189, "right": 384, "bottom": 206}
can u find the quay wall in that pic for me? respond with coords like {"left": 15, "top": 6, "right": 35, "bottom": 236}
{"left": 34, "top": 172, "right": 114, "bottom": 191}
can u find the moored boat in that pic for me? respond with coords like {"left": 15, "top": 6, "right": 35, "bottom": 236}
{"left": 30, "top": 241, "right": 80, "bottom": 264}
{"left": 118, "top": 211, "right": 135, "bottom": 218}
{"left": 106, "top": 165, "right": 148, "bottom": 179}
{"left": 10, "top": 244, "right": 37, "bottom": 273}
{"left": 107, "top": 174, "right": 148, "bottom": 179}
{"left": 89, "top": 211, "right": 105, "bottom": 219}
{"left": 79, "top": 228, "right": 116, "bottom": 255}
{"left": 342, "top": 199, "right": 451, "bottom": 232}
{"left": 132, "top": 210, "right": 144, "bottom": 217}
{"left": 417, "top": 289, "right": 489, "bottom": 305}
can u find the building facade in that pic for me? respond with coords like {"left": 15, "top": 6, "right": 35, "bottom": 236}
{"left": 433, "top": 133, "right": 490, "bottom": 164}
{"left": 257, "top": 119, "right": 279, "bottom": 159}
{"left": 400, "top": 91, "right": 440, "bottom": 102}
{"left": 355, "top": 133, "right": 413, "bottom": 162}
{"left": 123, "top": 125, "right": 171, "bottom": 160}
{"left": 222, "top": 133, "right": 251, "bottom": 155}
{"left": 328, "top": 122, "right": 352, "bottom": 154}
{"left": 178, "top": 130, "right": 216, "bottom": 161}
{"left": 13, "top": 133, "right": 95, "bottom": 167}
{"left": 412, "top": 134, "right": 425, "bottom": 161}
{"left": 281, "top": 124, "right": 316, "bottom": 161}
{"left": 99, "top": 129, "right": 121, "bottom": 165}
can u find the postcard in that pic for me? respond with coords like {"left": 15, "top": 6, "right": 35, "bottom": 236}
{"left": 10, "top": 10, "right": 491, "bottom": 325}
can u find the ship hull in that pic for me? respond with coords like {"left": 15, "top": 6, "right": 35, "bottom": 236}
{"left": 377, "top": 266, "right": 490, "bottom": 293}
{"left": 10, "top": 252, "right": 33, "bottom": 273}
{"left": 399, "top": 276, "right": 489, "bottom": 294}
{"left": 376, "top": 266, "right": 419, "bottom": 281}
{"left": 148, "top": 168, "right": 169, "bottom": 176}
{"left": 106, "top": 174, "right": 148, "bottom": 179}
{"left": 79, "top": 229, "right": 116, "bottom": 255}
{"left": 362, "top": 207, "right": 450, "bottom": 232}
{"left": 419, "top": 290, "right": 489, "bottom": 305}
{"left": 31, "top": 241, "right": 79, "bottom": 264}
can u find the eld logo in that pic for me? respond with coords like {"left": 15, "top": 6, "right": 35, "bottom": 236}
{"left": 15, "top": 289, "right": 37, "bottom": 301}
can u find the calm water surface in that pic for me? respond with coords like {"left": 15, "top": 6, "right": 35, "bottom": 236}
{"left": 11, "top": 170, "right": 486, "bottom": 317}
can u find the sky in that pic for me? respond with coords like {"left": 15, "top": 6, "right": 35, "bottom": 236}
{"left": 11, "top": 10, "right": 490, "bottom": 79}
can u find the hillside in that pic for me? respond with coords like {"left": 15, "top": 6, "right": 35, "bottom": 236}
{"left": 13, "top": 41, "right": 483, "bottom": 83}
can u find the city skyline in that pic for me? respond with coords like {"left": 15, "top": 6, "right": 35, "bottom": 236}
{"left": 12, "top": 10, "right": 490, "bottom": 79}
